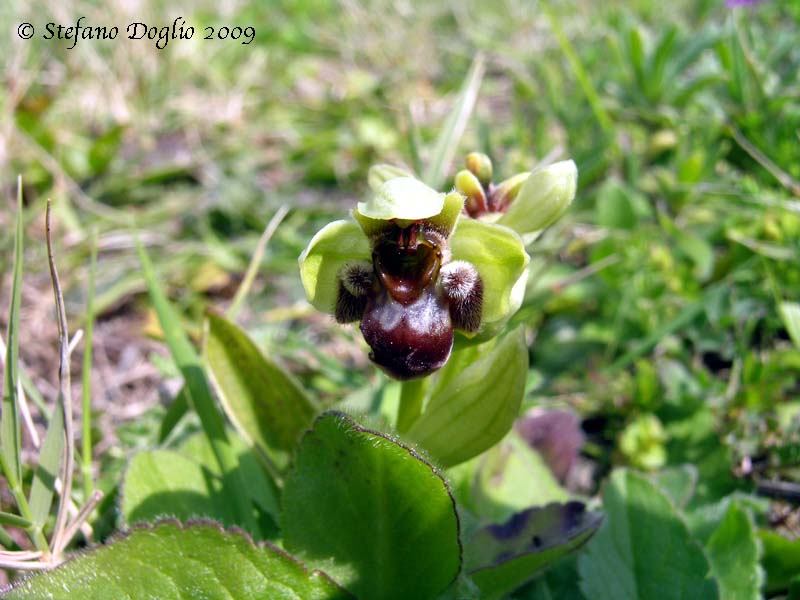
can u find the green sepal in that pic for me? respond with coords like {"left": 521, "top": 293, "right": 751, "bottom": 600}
{"left": 449, "top": 219, "right": 529, "bottom": 338}
{"left": 368, "top": 164, "right": 414, "bottom": 191}
{"left": 298, "top": 220, "right": 371, "bottom": 314}
{"left": 498, "top": 160, "right": 577, "bottom": 236}
{"left": 357, "top": 177, "right": 445, "bottom": 221}
{"left": 354, "top": 190, "right": 465, "bottom": 238}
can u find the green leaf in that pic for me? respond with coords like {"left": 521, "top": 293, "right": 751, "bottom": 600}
{"left": 594, "top": 179, "right": 636, "bottom": 230}
{"left": 282, "top": 411, "right": 461, "bottom": 600}
{"left": 88, "top": 125, "right": 124, "bottom": 175}
{"left": 760, "top": 529, "right": 800, "bottom": 595}
{"left": 423, "top": 54, "right": 485, "bottom": 190}
{"left": 578, "top": 469, "right": 719, "bottom": 600}
{"left": 3, "top": 521, "right": 351, "bottom": 599}
{"left": 514, "top": 558, "right": 587, "bottom": 600}
{"left": 467, "top": 431, "right": 570, "bottom": 523}
{"left": 651, "top": 464, "right": 698, "bottom": 509}
{"left": 137, "top": 242, "right": 257, "bottom": 534}
{"left": 466, "top": 502, "right": 602, "bottom": 600}
{"left": 705, "top": 501, "right": 762, "bottom": 600}
{"left": 675, "top": 232, "right": 714, "bottom": 281}
{"left": 406, "top": 327, "right": 528, "bottom": 467}
{"left": 122, "top": 432, "right": 280, "bottom": 539}
{"left": 28, "top": 403, "right": 64, "bottom": 535}
{"left": 122, "top": 449, "right": 237, "bottom": 530}
{"left": 298, "top": 220, "right": 371, "bottom": 314}
{"left": 449, "top": 220, "right": 530, "bottom": 338}
{"left": 1, "top": 178, "right": 24, "bottom": 488}
{"left": 204, "top": 311, "right": 317, "bottom": 471}
{"left": 779, "top": 302, "right": 800, "bottom": 349}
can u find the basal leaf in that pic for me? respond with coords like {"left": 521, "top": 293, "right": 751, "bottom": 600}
{"left": 578, "top": 469, "right": 719, "bottom": 600}
{"left": 122, "top": 432, "right": 279, "bottom": 540}
{"left": 705, "top": 501, "right": 762, "bottom": 600}
{"left": 282, "top": 411, "right": 461, "bottom": 600}
{"left": 467, "top": 501, "right": 602, "bottom": 599}
{"left": 468, "top": 431, "right": 570, "bottom": 524}
{"left": 3, "top": 521, "right": 351, "bottom": 599}
{"left": 759, "top": 529, "right": 800, "bottom": 596}
{"left": 204, "top": 311, "right": 317, "bottom": 470}
{"left": 407, "top": 327, "right": 528, "bottom": 467}
{"left": 137, "top": 241, "right": 257, "bottom": 533}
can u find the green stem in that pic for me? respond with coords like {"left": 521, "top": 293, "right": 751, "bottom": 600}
{"left": 397, "top": 378, "right": 429, "bottom": 434}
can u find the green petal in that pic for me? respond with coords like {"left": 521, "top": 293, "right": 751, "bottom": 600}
{"left": 357, "top": 177, "right": 445, "bottom": 221}
{"left": 299, "top": 220, "right": 371, "bottom": 314}
{"left": 498, "top": 160, "right": 577, "bottom": 235}
{"left": 449, "top": 219, "right": 529, "bottom": 337}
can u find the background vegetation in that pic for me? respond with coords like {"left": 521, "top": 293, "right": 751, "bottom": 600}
{"left": 1, "top": 0, "right": 800, "bottom": 597}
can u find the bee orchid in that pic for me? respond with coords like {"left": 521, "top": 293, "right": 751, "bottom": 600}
{"left": 299, "top": 156, "right": 576, "bottom": 380}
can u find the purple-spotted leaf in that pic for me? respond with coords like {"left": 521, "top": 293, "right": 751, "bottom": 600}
{"left": 3, "top": 521, "right": 351, "bottom": 599}
{"left": 465, "top": 501, "right": 602, "bottom": 599}
{"left": 282, "top": 411, "right": 461, "bottom": 600}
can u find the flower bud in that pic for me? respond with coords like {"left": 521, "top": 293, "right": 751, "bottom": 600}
{"left": 455, "top": 169, "right": 488, "bottom": 217}
{"left": 367, "top": 164, "right": 414, "bottom": 192}
{"left": 465, "top": 152, "right": 493, "bottom": 188}
{"left": 489, "top": 172, "right": 529, "bottom": 212}
{"left": 497, "top": 160, "right": 577, "bottom": 235}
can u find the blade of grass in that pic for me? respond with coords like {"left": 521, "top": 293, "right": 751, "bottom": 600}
{"left": 158, "top": 385, "right": 190, "bottom": 444}
{"left": 27, "top": 395, "right": 64, "bottom": 547}
{"left": 0, "top": 178, "right": 45, "bottom": 552}
{"left": 729, "top": 125, "right": 800, "bottom": 197}
{"left": 604, "top": 283, "right": 727, "bottom": 376}
{"left": 227, "top": 205, "right": 289, "bottom": 321}
{"left": 542, "top": 5, "right": 615, "bottom": 139}
{"left": 0, "top": 511, "right": 32, "bottom": 529}
{"left": 45, "top": 201, "right": 76, "bottom": 559}
{"left": 81, "top": 229, "right": 98, "bottom": 500}
{"left": 136, "top": 240, "right": 259, "bottom": 535}
{"left": 422, "top": 53, "right": 485, "bottom": 190}
{"left": 1, "top": 176, "right": 24, "bottom": 489}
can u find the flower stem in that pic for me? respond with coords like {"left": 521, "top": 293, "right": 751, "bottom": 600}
{"left": 397, "top": 378, "right": 429, "bottom": 434}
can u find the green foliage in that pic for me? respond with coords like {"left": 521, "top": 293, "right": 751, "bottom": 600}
{"left": 466, "top": 502, "right": 602, "bottom": 600}
{"left": 3, "top": 0, "right": 800, "bottom": 597}
{"left": 282, "top": 412, "right": 461, "bottom": 600}
{"left": 121, "top": 432, "right": 279, "bottom": 539}
{"left": 578, "top": 470, "right": 719, "bottom": 600}
{"left": 204, "top": 310, "right": 317, "bottom": 471}
{"left": 3, "top": 522, "right": 351, "bottom": 599}
{"left": 406, "top": 328, "right": 528, "bottom": 467}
